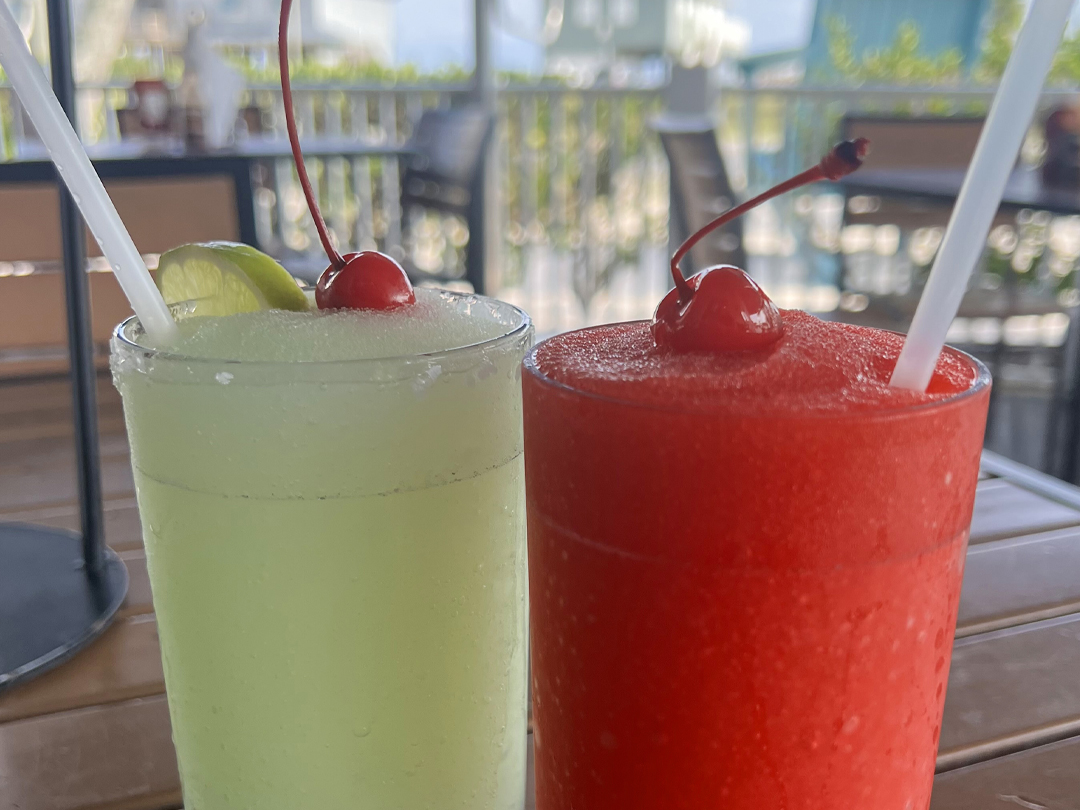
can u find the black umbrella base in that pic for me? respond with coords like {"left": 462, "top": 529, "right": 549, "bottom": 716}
{"left": 0, "top": 523, "right": 128, "bottom": 693}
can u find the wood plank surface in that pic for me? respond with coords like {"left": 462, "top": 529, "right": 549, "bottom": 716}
{"left": 0, "top": 375, "right": 142, "bottom": 552}
{"left": 0, "top": 696, "right": 180, "bottom": 810}
{"left": 0, "top": 441, "right": 133, "bottom": 513}
{"left": 940, "top": 615, "right": 1080, "bottom": 771}
{"left": 1, "top": 497, "right": 143, "bottom": 551}
{"left": 117, "top": 550, "right": 153, "bottom": 619}
{"left": 970, "top": 479, "right": 1080, "bottom": 544}
{"left": 0, "top": 375, "right": 125, "bottom": 444}
{"left": 0, "top": 614, "right": 163, "bottom": 724}
{"left": 958, "top": 527, "right": 1080, "bottom": 638}
{"left": 931, "top": 735, "right": 1080, "bottom": 809}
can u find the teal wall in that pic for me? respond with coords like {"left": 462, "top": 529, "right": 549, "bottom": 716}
{"left": 804, "top": 0, "right": 993, "bottom": 77}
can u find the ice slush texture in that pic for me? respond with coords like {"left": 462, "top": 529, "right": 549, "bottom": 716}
{"left": 524, "top": 315, "right": 990, "bottom": 810}
{"left": 533, "top": 310, "right": 976, "bottom": 415}
{"left": 148, "top": 289, "right": 515, "bottom": 362}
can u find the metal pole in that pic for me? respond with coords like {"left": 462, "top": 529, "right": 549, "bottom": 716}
{"left": 45, "top": 0, "right": 105, "bottom": 573}
{"left": 473, "top": 0, "right": 493, "bottom": 105}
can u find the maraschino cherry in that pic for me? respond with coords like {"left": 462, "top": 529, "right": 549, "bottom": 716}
{"left": 279, "top": 0, "right": 415, "bottom": 311}
{"left": 653, "top": 138, "right": 870, "bottom": 353}
{"left": 315, "top": 251, "right": 416, "bottom": 310}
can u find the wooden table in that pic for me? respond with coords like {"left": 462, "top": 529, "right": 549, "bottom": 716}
{"left": 840, "top": 165, "right": 1080, "bottom": 217}
{"left": 0, "top": 137, "right": 414, "bottom": 249}
{"left": 3, "top": 376, "right": 1080, "bottom": 808}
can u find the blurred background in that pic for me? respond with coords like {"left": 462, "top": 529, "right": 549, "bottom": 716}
{"left": 5, "top": 0, "right": 1080, "bottom": 478}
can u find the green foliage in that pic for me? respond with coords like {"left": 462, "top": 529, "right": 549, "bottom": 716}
{"left": 1052, "top": 36, "right": 1080, "bottom": 85}
{"left": 233, "top": 58, "right": 557, "bottom": 88}
{"left": 826, "top": 16, "right": 963, "bottom": 85}
{"left": 107, "top": 47, "right": 557, "bottom": 88}
{"left": 978, "top": 0, "right": 1080, "bottom": 86}
{"left": 107, "top": 41, "right": 473, "bottom": 86}
{"left": 974, "top": 0, "right": 1023, "bottom": 81}
{"left": 110, "top": 51, "right": 185, "bottom": 83}
{"left": 230, "top": 54, "right": 473, "bottom": 86}
{"left": 0, "top": 89, "right": 13, "bottom": 159}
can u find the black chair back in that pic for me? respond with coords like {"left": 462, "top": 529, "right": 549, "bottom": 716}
{"left": 401, "top": 108, "right": 494, "bottom": 292}
{"left": 655, "top": 120, "right": 746, "bottom": 274}
{"left": 403, "top": 108, "right": 491, "bottom": 214}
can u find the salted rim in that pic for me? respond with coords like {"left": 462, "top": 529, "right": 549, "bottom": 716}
{"left": 112, "top": 290, "right": 532, "bottom": 369}
{"left": 523, "top": 321, "right": 992, "bottom": 420}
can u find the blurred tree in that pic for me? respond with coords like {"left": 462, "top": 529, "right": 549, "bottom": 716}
{"left": 107, "top": 51, "right": 475, "bottom": 86}
{"left": 977, "top": 0, "right": 1080, "bottom": 86}
{"left": 826, "top": 16, "right": 963, "bottom": 85}
{"left": 975, "top": 0, "right": 1023, "bottom": 81}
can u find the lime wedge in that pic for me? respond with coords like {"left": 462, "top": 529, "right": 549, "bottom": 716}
{"left": 156, "top": 242, "right": 309, "bottom": 316}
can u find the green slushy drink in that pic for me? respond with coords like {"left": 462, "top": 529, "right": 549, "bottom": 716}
{"left": 111, "top": 289, "right": 531, "bottom": 809}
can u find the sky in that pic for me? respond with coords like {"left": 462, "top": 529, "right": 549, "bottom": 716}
{"left": 726, "top": 0, "right": 814, "bottom": 55}
{"left": 392, "top": 0, "right": 818, "bottom": 72}
{"left": 393, "top": 0, "right": 548, "bottom": 72}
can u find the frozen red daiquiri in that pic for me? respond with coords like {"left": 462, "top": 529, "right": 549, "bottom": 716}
{"left": 524, "top": 140, "right": 991, "bottom": 810}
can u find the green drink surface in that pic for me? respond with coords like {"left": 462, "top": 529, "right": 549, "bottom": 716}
{"left": 145, "top": 289, "right": 515, "bottom": 361}
{"left": 113, "top": 292, "right": 530, "bottom": 810}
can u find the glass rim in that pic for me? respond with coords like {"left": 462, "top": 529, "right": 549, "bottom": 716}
{"left": 523, "top": 321, "right": 992, "bottom": 420}
{"left": 112, "top": 291, "right": 533, "bottom": 370}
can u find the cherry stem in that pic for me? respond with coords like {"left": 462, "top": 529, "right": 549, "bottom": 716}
{"left": 669, "top": 138, "right": 871, "bottom": 304}
{"left": 278, "top": 0, "right": 344, "bottom": 270}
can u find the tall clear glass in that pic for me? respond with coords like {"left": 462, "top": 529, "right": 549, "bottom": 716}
{"left": 111, "top": 295, "right": 531, "bottom": 810}
{"left": 523, "top": 323, "right": 990, "bottom": 810}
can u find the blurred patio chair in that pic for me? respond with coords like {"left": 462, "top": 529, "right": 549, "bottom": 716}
{"left": 837, "top": 113, "right": 1019, "bottom": 303}
{"left": 840, "top": 114, "right": 987, "bottom": 233}
{"left": 1039, "top": 306, "right": 1080, "bottom": 482}
{"left": 400, "top": 106, "right": 494, "bottom": 294}
{"left": 838, "top": 115, "right": 1074, "bottom": 474}
{"left": 654, "top": 117, "right": 746, "bottom": 277}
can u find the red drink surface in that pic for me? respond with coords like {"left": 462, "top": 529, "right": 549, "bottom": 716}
{"left": 523, "top": 312, "right": 990, "bottom": 810}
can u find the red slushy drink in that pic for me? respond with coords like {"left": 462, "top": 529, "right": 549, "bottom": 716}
{"left": 524, "top": 307, "right": 989, "bottom": 809}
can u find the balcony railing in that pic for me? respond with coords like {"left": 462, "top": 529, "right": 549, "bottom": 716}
{"left": 0, "top": 79, "right": 671, "bottom": 332}
{"left": 2, "top": 80, "right": 1080, "bottom": 336}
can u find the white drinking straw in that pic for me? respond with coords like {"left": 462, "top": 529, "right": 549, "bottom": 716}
{"left": 890, "top": 0, "right": 1074, "bottom": 391}
{"left": 0, "top": 0, "right": 178, "bottom": 343}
